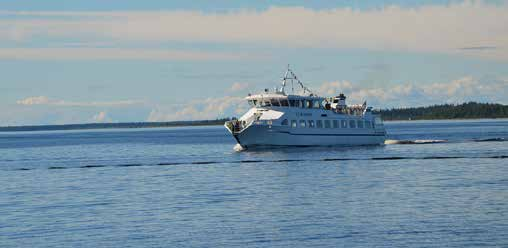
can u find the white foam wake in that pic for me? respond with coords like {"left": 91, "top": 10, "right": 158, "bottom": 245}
{"left": 385, "top": 139, "right": 447, "bottom": 145}
{"left": 233, "top": 143, "right": 246, "bottom": 152}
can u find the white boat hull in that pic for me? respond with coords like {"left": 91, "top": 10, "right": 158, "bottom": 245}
{"left": 231, "top": 124, "right": 385, "bottom": 148}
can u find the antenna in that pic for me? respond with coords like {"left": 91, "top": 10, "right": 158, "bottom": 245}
{"left": 281, "top": 65, "right": 315, "bottom": 96}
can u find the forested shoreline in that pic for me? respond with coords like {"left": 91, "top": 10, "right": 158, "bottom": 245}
{"left": 375, "top": 102, "right": 508, "bottom": 121}
{"left": 1, "top": 102, "right": 507, "bottom": 132}
{"left": 0, "top": 119, "right": 230, "bottom": 132}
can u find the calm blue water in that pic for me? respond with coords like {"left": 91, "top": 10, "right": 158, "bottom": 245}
{"left": 1, "top": 119, "right": 507, "bottom": 247}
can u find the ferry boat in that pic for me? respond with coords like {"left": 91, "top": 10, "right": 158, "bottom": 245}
{"left": 225, "top": 66, "right": 386, "bottom": 148}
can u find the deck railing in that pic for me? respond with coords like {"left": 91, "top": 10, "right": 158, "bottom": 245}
{"left": 225, "top": 113, "right": 260, "bottom": 133}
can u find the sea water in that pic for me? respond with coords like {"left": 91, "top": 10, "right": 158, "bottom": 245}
{"left": 0, "top": 119, "right": 507, "bottom": 247}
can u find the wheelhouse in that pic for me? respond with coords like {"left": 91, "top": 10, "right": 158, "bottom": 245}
{"left": 246, "top": 94, "right": 326, "bottom": 109}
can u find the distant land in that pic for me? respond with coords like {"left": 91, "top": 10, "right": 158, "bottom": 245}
{"left": 0, "top": 102, "right": 506, "bottom": 132}
{"left": 0, "top": 119, "right": 230, "bottom": 132}
{"left": 375, "top": 102, "right": 508, "bottom": 121}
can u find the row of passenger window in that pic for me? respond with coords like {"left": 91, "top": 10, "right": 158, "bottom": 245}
{"left": 249, "top": 99, "right": 322, "bottom": 108}
{"left": 281, "top": 119, "right": 373, "bottom": 129}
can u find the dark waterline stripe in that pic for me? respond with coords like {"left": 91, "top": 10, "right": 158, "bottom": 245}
{"left": 48, "top": 166, "right": 66, "bottom": 169}
{"left": 80, "top": 165, "right": 106, "bottom": 168}
{"left": 8, "top": 154, "right": 508, "bottom": 171}
{"left": 191, "top": 161, "right": 218, "bottom": 165}
{"left": 474, "top": 138, "right": 506, "bottom": 142}
{"left": 115, "top": 163, "right": 143, "bottom": 167}
{"left": 157, "top": 162, "right": 183, "bottom": 166}
{"left": 371, "top": 157, "right": 406, "bottom": 160}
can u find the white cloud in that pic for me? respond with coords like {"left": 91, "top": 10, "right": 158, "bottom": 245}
{"left": 1, "top": 2, "right": 508, "bottom": 60}
{"left": 16, "top": 96, "right": 51, "bottom": 105}
{"left": 229, "top": 82, "right": 250, "bottom": 92}
{"left": 16, "top": 96, "right": 143, "bottom": 107}
{"left": 147, "top": 96, "right": 245, "bottom": 121}
{"left": 147, "top": 75, "right": 507, "bottom": 122}
{"left": 92, "top": 111, "right": 112, "bottom": 123}
{"left": 4, "top": 76, "right": 506, "bottom": 126}
{"left": 318, "top": 81, "right": 354, "bottom": 96}
{"left": 0, "top": 48, "right": 258, "bottom": 61}
{"left": 317, "top": 76, "right": 508, "bottom": 107}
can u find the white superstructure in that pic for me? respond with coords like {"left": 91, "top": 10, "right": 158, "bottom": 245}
{"left": 225, "top": 66, "right": 386, "bottom": 148}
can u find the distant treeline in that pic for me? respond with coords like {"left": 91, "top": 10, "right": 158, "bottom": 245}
{"left": 2, "top": 102, "right": 507, "bottom": 132}
{"left": 0, "top": 118, "right": 231, "bottom": 132}
{"left": 375, "top": 102, "right": 508, "bottom": 121}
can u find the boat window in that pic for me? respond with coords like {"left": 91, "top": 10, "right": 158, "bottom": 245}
{"left": 316, "top": 120, "right": 323, "bottom": 128}
{"left": 333, "top": 120, "right": 338, "bottom": 128}
{"left": 324, "top": 120, "right": 331, "bottom": 128}
{"left": 280, "top": 100, "right": 289, "bottom": 107}
{"left": 281, "top": 119, "right": 288, "bottom": 125}
{"left": 291, "top": 120, "right": 297, "bottom": 128}
{"left": 270, "top": 99, "right": 280, "bottom": 107}
{"left": 365, "top": 121, "right": 372, "bottom": 128}
{"left": 260, "top": 100, "right": 271, "bottom": 107}
{"left": 299, "top": 100, "right": 304, "bottom": 108}
{"left": 289, "top": 100, "right": 296, "bottom": 107}
{"left": 341, "top": 120, "right": 347, "bottom": 128}
{"left": 305, "top": 100, "right": 312, "bottom": 108}
{"left": 349, "top": 120, "right": 356, "bottom": 128}
{"left": 299, "top": 120, "right": 306, "bottom": 127}
{"left": 313, "top": 100, "right": 320, "bottom": 108}
{"left": 308, "top": 120, "right": 315, "bottom": 128}
{"left": 357, "top": 120, "right": 364, "bottom": 128}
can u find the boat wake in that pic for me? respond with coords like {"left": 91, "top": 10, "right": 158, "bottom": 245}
{"left": 385, "top": 137, "right": 507, "bottom": 145}
{"left": 385, "top": 139, "right": 447, "bottom": 145}
{"left": 233, "top": 143, "right": 246, "bottom": 152}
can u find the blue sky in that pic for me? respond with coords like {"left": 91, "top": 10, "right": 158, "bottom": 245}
{"left": 1, "top": 0, "right": 507, "bottom": 125}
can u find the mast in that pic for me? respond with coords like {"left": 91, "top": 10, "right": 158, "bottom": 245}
{"left": 281, "top": 65, "right": 315, "bottom": 96}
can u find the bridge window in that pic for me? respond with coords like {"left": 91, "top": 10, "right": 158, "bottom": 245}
{"left": 341, "top": 120, "right": 347, "bottom": 128}
{"left": 299, "top": 120, "right": 306, "bottom": 127}
{"left": 349, "top": 120, "right": 356, "bottom": 128}
{"left": 291, "top": 120, "right": 297, "bottom": 128}
{"left": 357, "top": 120, "right": 364, "bottom": 128}
{"left": 261, "top": 100, "right": 271, "bottom": 107}
{"left": 313, "top": 100, "right": 320, "bottom": 108}
{"left": 280, "top": 100, "right": 289, "bottom": 107}
{"left": 281, "top": 119, "right": 288, "bottom": 125}
{"left": 324, "top": 120, "right": 331, "bottom": 128}
{"left": 270, "top": 99, "right": 280, "bottom": 107}
{"left": 308, "top": 120, "right": 315, "bottom": 128}
{"left": 316, "top": 120, "right": 323, "bottom": 128}
{"left": 333, "top": 120, "right": 338, "bottom": 128}
{"left": 365, "top": 120, "right": 372, "bottom": 128}
{"left": 305, "top": 100, "right": 311, "bottom": 108}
